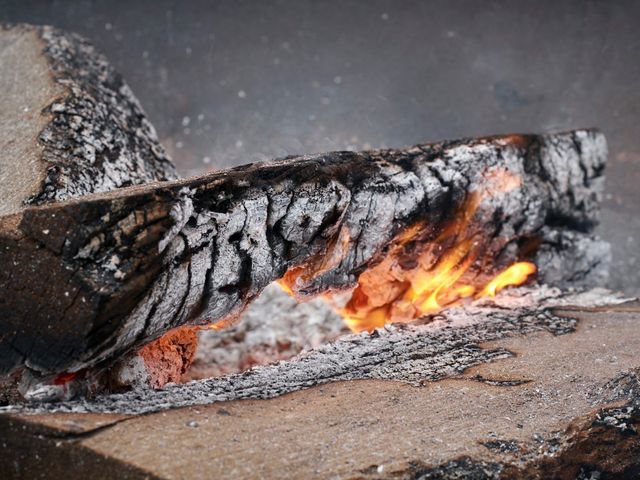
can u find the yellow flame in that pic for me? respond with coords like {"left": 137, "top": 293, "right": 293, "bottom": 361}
{"left": 271, "top": 168, "right": 538, "bottom": 334}
{"left": 335, "top": 168, "right": 535, "bottom": 333}
{"left": 204, "top": 318, "right": 235, "bottom": 331}
{"left": 478, "top": 262, "right": 537, "bottom": 297}
{"left": 275, "top": 279, "right": 294, "bottom": 296}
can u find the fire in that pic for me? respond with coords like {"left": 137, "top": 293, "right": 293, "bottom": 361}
{"left": 339, "top": 169, "right": 536, "bottom": 332}
{"left": 479, "top": 262, "right": 537, "bottom": 298}
{"left": 203, "top": 317, "right": 236, "bottom": 331}
{"left": 274, "top": 167, "right": 538, "bottom": 334}
{"left": 340, "top": 260, "right": 536, "bottom": 333}
{"left": 338, "top": 168, "right": 536, "bottom": 332}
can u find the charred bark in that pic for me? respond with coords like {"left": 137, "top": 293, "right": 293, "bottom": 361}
{"left": 0, "top": 128, "right": 609, "bottom": 391}
{"left": 1, "top": 23, "right": 177, "bottom": 393}
{"left": 1, "top": 288, "right": 631, "bottom": 413}
{"left": 0, "top": 23, "right": 176, "bottom": 217}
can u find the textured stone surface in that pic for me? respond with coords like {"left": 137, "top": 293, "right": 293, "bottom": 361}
{"left": 2, "top": 302, "right": 639, "bottom": 479}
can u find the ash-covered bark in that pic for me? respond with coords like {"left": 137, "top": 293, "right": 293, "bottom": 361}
{"left": 0, "top": 129, "right": 609, "bottom": 391}
{"left": 27, "top": 24, "right": 177, "bottom": 204}
{"left": 43, "top": 308, "right": 569, "bottom": 412}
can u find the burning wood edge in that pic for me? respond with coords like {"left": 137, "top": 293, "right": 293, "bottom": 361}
{"left": 3, "top": 286, "right": 632, "bottom": 414}
{"left": 0, "top": 23, "right": 610, "bottom": 400}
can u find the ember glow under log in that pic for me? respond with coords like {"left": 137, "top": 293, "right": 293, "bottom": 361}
{"left": 0, "top": 24, "right": 609, "bottom": 399}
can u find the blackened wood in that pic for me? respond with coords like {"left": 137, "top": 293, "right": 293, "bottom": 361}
{"left": 0, "top": 128, "right": 609, "bottom": 389}
{"left": 0, "top": 23, "right": 177, "bottom": 393}
{"left": 0, "top": 20, "right": 610, "bottom": 395}
{"left": 7, "top": 287, "right": 628, "bottom": 413}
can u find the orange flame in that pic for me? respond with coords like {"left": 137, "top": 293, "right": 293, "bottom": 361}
{"left": 336, "top": 168, "right": 536, "bottom": 332}
{"left": 271, "top": 168, "right": 537, "bottom": 334}
{"left": 202, "top": 318, "right": 236, "bottom": 331}
{"left": 478, "top": 262, "right": 537, "bottom": 298}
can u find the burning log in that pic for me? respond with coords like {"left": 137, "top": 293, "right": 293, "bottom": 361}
{"left": 1, "top": 128, "right": 610, "bottom": 397}
{"left": 0, "top": 24, "right": 609, "bottom": 398}
{"left": 1, "top": 22, "right": 638, "bottom": 480}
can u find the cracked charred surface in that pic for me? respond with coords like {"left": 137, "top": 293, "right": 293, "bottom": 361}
{"left": 1, "top": 303, "right": 639, "bottom": 480}
{"left": 0, "top": 23, "right": 177, "bottom": 394}
{"left": 0, "top": 128, "right": 610, "bottom": 390}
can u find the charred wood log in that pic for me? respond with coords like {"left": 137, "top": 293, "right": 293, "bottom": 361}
{"left": 0, "top": 24, "right": 609, "bottom": 397}
{"left": 0, "top": 23, "right": 176, "bottom": 218}
{"left": 0, "top": 129, "right": 609, "bottom": 393}
{"left": 1, "top": 23, "right": 177, "bottom": 396}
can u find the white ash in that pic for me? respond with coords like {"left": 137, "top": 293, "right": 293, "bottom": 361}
{"left": 475, "top": 285, "right": 635, "bottom": 310}
{"left": 188, "top": 284, "right": 348, "bottom": 379}
{"left": 190, "top": 284, "right": 634, "bottom": 380}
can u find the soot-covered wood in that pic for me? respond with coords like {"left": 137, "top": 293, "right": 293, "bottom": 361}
{"left": 0, "top": 23, "right": 609, "bottom": 394}
{"left": 1, "top": 23, "right": 176, "bottom": 395}
{"left": 0, "top": 129, "right": 609, "bottom": 388}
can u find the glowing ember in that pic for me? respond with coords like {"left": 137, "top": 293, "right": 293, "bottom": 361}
{"left": 53, "top": 371, "right": 78, "bottom": 385}
{"left": 204, "top": 318, "right": 235, "bottom": 331}
{"left": 337, "top": 169, "right": 537, "bottom": 332}
{"left": 222, "top": 167, "right": 540, "bottom": 335}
